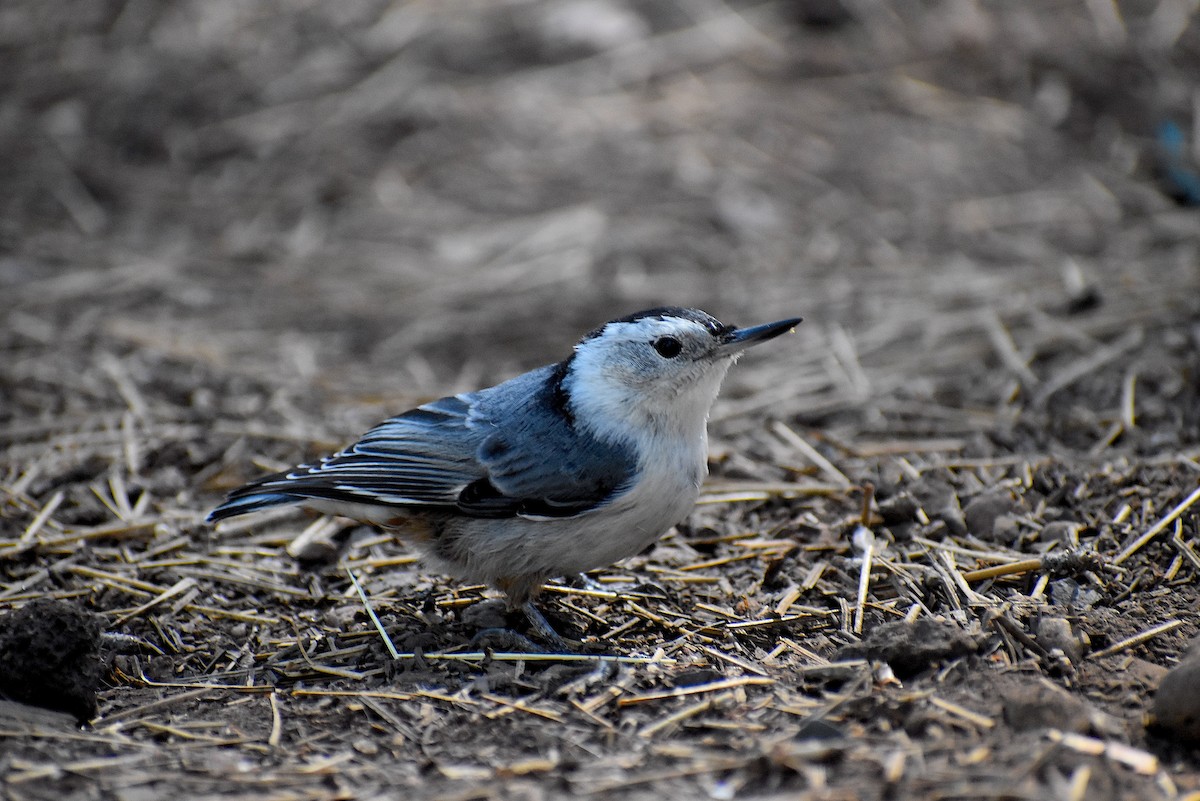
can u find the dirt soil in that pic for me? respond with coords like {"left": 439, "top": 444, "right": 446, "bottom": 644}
{"left": 3, "top": 1, "right": 1200, "bottom": 799}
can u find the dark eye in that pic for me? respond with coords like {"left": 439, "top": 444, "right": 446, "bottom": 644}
{"left": 652, "top": 336, "right": 683, "bottom": 358}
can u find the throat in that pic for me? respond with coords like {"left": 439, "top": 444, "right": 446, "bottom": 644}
{"left": 569, "top": 380, "right": 714, "bottom": 446}
{"left": 561, "top": 355, "right": 731, "bottom": 445}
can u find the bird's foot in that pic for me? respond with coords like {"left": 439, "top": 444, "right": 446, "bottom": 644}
{"left": 470, "top": 627, "right": 551, "bottom": 654}
{"left": 520, "top": 600, "right": 581, "bottom": 652}
{"left": 464, "top": 600, "right": 580, "bottom": 653}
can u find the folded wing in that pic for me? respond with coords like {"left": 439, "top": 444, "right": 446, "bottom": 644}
{"left": 207, "top": 365, "right": 638, "bottom": 523}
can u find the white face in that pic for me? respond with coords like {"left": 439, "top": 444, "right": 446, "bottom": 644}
{"left": 579, "top": 316, "right": 736, "bottom": 395}
{"left": 562, "top": 308, "right": 801, "bottom": 444}
{"left": 566, "top": 314, "right": 739, "bottom": 440}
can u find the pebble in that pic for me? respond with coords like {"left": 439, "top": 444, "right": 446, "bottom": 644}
{"left": 1035, "top": 616, "right": 1088, "bottom": 664}
{"left": 460, "top": 598, "right": 510, "bottom": 630}
{"left": 963, "top": 492, "right": 1016, "bottom": 541}
{"left": 908, "top": 478, "right": 966, "bottom": 537}
{"left": 1039, "top": 521, "right": 1081, "bottom": 546}
{"left": 877, "top": 492, "right": 919, "bottom": 525}
{"left": 1001, "top": 679, "right": 1095, "bottom": 733}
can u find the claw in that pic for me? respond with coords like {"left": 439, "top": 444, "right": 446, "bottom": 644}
{"left": 464, "top": 600, "right": 579, "bottom": 652}
{"left": 470, "top": 627, "right": 550, "bottom": 654}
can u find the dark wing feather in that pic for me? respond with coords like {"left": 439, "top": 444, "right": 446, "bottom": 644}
{"left": 209, "top": 365, "right": 639, "bottom": 522}
{"left": 209, "top": 394, "right": 484, "bottom": 517}
{"left": 456, "top": 365, "right": 638, "bottom": 518}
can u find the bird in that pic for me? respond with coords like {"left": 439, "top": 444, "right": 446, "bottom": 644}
{"left": 207, "top": 307, "right": 802, "bottom": 646}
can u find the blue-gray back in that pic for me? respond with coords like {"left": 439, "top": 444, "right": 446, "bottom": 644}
{"left": 213, "top": 364, "right": 638, "bottom": 520}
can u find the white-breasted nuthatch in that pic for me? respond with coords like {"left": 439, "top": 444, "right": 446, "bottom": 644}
{"left": 208, "top": 307, "right": 802, "bottom": 643}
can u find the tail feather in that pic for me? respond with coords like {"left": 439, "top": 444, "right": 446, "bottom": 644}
{"left": 206, "top": 492, "right": 300, "bottom": 523}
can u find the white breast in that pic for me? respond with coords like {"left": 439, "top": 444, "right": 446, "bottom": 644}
{"left": 558, "top": 432, "right": 704, "bottom": 569}
{"left": 433, "top": 430, "right": 706, "bottom": 584}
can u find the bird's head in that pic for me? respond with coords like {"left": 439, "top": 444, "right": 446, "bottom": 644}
{"left": 563, "top": 307, "right": 802, "bottom": 440}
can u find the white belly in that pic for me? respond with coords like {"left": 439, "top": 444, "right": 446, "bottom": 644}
{"left": 435, "top": 438, "right": 705, "bottom": 584}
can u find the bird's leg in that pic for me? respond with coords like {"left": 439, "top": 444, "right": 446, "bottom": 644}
{"left": 468, "top": 602, "right": 577, "bottom": 653}
{"left": 464, "top": 577, "right": 580, "bottom": 653}
{"left": 520, "top": 601, "right": 578, "bottom": 652}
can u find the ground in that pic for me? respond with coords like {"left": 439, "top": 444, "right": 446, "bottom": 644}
{"left": 2, "top": 1, "right": 1200, "bottom": 799}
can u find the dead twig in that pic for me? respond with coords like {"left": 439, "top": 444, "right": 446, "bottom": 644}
{"left": 1114, "top": 485, "right": 1200, "bottom": 565}
{"left": 1089, "top": 619, "right": 1184, "bottom": 660}
{"left": 347, "top": 566, "right": 400, "bottom": 660}
{"left": 961, "top": 550, "right": 1105, "bottom": 583}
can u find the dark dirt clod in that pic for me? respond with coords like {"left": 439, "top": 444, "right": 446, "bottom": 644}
{"left": 458, "top": 598, "right": 511, "bottom": 631}
{"left": 1001, "top": 678, "right": 1097, "bottom": 734}
{"left": 962, "top": 492, "right": 1017, "bottom": 541}
{"left": 1150, "top": 657, "right": 1200, "bottom": 744}
{"left": 876, "top": 492, "right": 920, "bottom": 526}
{"left": 836, "top": 618, "right": 978, "bottom": 679}
{"left": 0, "top": 599, "right": 102, "bottom": 722}
{"left": 906, "top": 478, "right": 967, "bottom": 537}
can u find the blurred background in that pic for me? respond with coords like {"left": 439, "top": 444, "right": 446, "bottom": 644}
{"left": 3, "top": 0, "right": 1199, "bottom": 459}
{"left": 3, "top": 6, "right": 1200, "bottom": 794}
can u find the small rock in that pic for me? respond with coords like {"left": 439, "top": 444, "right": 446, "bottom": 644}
{"left": 672, "top": 668, "right": 723, "bottom": 687}
{"left": 353, "top": 738, "right": 380, "bottom": 756}
{"left": 1123, "top": 656, "right": 1170, "bottom": 687}
{"left": 0, "top": 699, "right": 78, "bottom": 730}
{"left": 791, "top": 0, "right": 854, "bottom": 29}
{"left": 287, "top": 524, "right": 357, "bottom": 567}
{"left": 908, "top": 478, "right": 966, "bottom": 536}
{"left": 324, "top": 605, "right": 361, "bottom": 629}
{"left": 289, "top": 538, "right": 341, "bottom": 567}
{"left": 0, "top": 599, "right": 102, "bottom": 722}
{"left": 1035, "top": 617, "right": 1087, "bottom": 664}
{"left": 1047, "top": 577, "right": 1103, "bottom": 609}
{"left": 1001, "top": 679, "right": 1095, "bottom": 733}
{"left": 1184, "top": 635, "right": 1200, "bottom": 661}
{"left": 991, "top": 513, "right": 1023, "bottom": 543}
{"left": 470, "top": 629, "right": 549, "bottom": 655}
{"left": 1150, "top": 656, "right": 1200, "bottom": 743}
{"left": 963, "top": 493, "right": 1015, "bottom": 540}
{"left": 795, "top": 717, "right": 844, "bottom": 740}
{"left": 536, "top": 0, "right": 648, "bottom": 55}
{"left": 836, "top": 618, "right": 976, "bottom": 679}
{"left": 877, "top": 492, "right": 919, "bottom": 525}
{"left": 1040, "top": 521, "right": 1081, "bottom": 546}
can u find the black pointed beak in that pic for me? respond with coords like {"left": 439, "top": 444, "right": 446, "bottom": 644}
{"left": 719, "top": 316, "right": 803, "bottom": 353}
